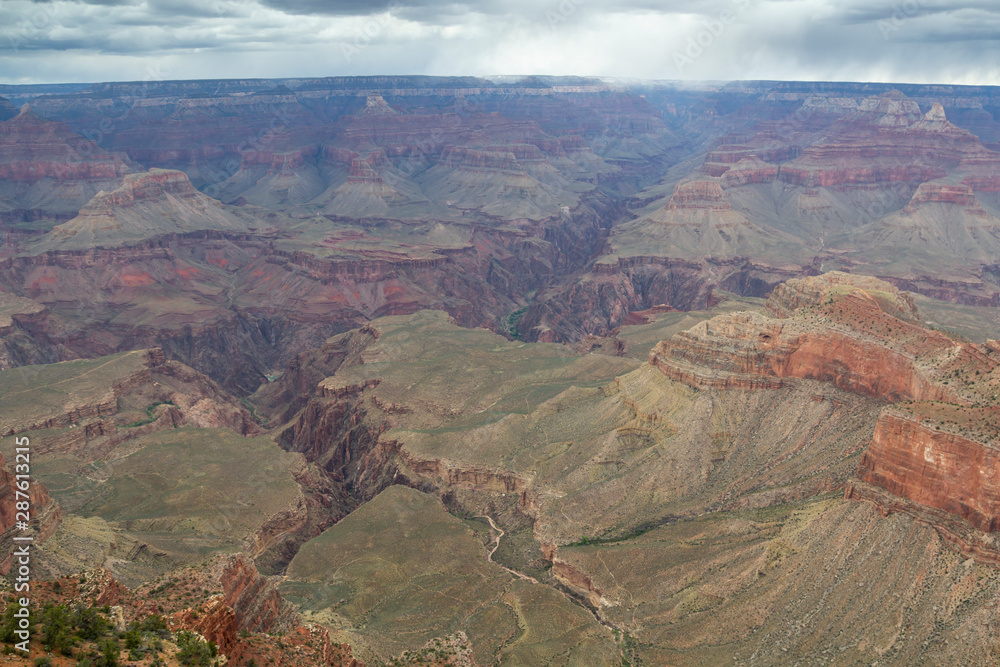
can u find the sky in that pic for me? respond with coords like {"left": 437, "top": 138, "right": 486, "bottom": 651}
{"left": 1, "top": 0, "right": 999, "bottom": 86}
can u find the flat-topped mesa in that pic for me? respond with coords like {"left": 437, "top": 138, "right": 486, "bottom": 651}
{"left": 719, "top": 156, "right": 780, "bottom": 187}
{"left": 89, "top": 169, "right": 202, "bottom": 208}
{"left": 437, "top": 145, "right": 526, "bottom": 175}
{"left": 41, "top": 168, "right": 249, "bottom": 248}
{"left": 648, "top": 312, "right": 792, "bottom": 392}
{"left": 666, "top": 179, "right": 732, "bottom": 211}
{"left": 766, "top": 271, "right": 918, "bottom": 319}
{"left": 482, "top": 142, "right": 547, "bottom": 162}
{"left": 798, "top": 96, "right": 861, "bottom": 115}
{"left": 906, "top": 181, "right": 979, "bottom": 209}
{"left": 701, "top": 130, "right": 795, "bottom": 177}
{"left": 649, "top": 272, "right": 955, "bottom": 403}
{"left": 238, "top": 146, "right": 319, "bottom": 171}
{"left": 704, "top": 142, "right": 790, "bottom": 166}
{"left": 650, "top": 313, "right": 951, "bottom": 402}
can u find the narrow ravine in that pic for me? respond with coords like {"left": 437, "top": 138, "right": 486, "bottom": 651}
{"left": 477, "top": 512, "right": 637, "bottom": 662}
{"left": 476, "top": 514, "right": 539, "bottom": 584}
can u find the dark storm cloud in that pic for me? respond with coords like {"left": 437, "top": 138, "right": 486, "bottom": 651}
{"left": 835, "top": 0, "right": 999, "bottom": 24}
{"left": 257, "top": 0, "right": 463, "bottom": 17}
{"left": 1, "top": 0, "right": 999, "bottom": 85}
{"left": 255, "top": 0, "right": 739, "bottom": 23}
{"left": 24, "top": 0, "right": 136, "bottom": 5}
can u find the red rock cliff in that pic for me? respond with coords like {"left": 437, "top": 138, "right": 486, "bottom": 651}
{"left": 856, "top": 411, "right": 1000, "bottom": 533}
{"left": 649, "top": 310, "right": 953, "bottom": 403}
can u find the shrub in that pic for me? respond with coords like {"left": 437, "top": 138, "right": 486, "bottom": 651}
{"left": 98, "top": 636, "right": 120, "bottom": 667}
{"left": 175, "top": 630, "right": 213, "bottom": 667}
{"left": 73, "top": 605, "right": 111, "bottom": 641}
{"left": 41, "top": 604, "right": 74, "bottom": 655}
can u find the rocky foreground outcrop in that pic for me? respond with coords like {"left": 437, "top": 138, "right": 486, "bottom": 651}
{"left": 38, "top": 555, "right": 363, "bottom": 666}
{"left": 168, "top": 555, "right": 362, "bottom": 665}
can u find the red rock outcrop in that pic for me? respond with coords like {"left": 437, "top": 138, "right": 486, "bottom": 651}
{"left": 856, "top": 410, "right": 1000, "bottom": 533}
{"left": 906, "top": 181, "right": 979, "bottom": 208}
{"left": 665, "top": 179, "right": 732, "bottom": 210}
{"left": 0, "top": 453, "right": 61, "bottom": 575}
{"left": 650, "top": 311, "right": 953, "bottom": 402}
{"left": 218, "top": 553, "right": 298, "bottom": 633}
{"left": 640, "top": 271, "right": 1000, "bottom": 564}
{"left": 87, "top": 552, "right": 361, "bottom": 666}
{"left": 650, "top": 273, "right": 958, "bottom": 403}
{"left": 185, "top": 555, "right": 364, "bottom": 665}
{"left": 551, "top": 558, "right": 608, "bottom": 608}
{"left": 651, "top": 274, "right": 1000, "bottom": 560}
{"left": 397, "top": 446, "right": 534, "bottom": 504}
{"left": 81, "top": 568, "right": 131, "bottom": 607}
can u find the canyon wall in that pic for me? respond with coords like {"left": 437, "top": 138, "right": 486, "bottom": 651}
{"left": 856, "top": 411, "right": 1000, "bottom": 533}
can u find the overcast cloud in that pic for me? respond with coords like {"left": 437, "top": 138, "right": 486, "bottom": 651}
{"left": 0, "top": 0, "right": 998, "bottom": 85}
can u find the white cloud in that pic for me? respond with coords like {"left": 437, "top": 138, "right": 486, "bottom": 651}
{"left": 1, "top": 0, "right": 999, "bottom": 84}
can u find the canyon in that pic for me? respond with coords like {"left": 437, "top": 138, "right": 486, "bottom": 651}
{"left": 4, "top": 75, "right": 1000, "bottom": 665}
